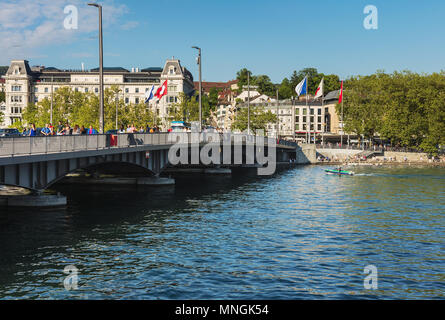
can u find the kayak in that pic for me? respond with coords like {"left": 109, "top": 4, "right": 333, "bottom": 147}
{"left": 325, "top": 169, "right": 355, "bottom": 176}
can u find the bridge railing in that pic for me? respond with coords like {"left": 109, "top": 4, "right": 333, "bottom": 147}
{"left": 0, "top": 132, "right": 297, "bottom": 158}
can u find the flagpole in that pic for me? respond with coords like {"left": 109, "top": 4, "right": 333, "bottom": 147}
{"left": 306, "top": 75, "right": 309, "bottom": 144}
{"left": 321, "top": 87, "right": 324, "bottom": 147}
{"left": 341, "top": 81, "right": 344, "bottom": 147}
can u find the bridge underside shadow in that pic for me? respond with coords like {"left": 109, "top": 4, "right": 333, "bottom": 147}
{"left": 0, "top": 149, "right": 170, "bottom": 191}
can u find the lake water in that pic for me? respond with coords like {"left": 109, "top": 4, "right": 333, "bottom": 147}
{"left": 0, "top": 165, "right": 444, "bottom": 299}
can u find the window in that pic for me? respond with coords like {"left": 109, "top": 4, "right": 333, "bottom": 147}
{"left": 125, "top": 97, "right": 129, "bottom": 104}
{"left": 135, "top": 88, "right": 139, "bottom": 93}
{"left": 85, "top": 88, "right": 89, "bottom": 93}
{"left": 302, "top": 109, "right": 307, "bottom": 115}
{"left": 296, "top": 116, "right": 299, "bottom": 123}
{"left": 12, "top": 85, "right": 22, "bottom": 92}
{"left": 45, "top": 87, "right": 49, "bottom": 93}
{"left": 34, "top": 87, "right": 38, "bottom": 93}
{"left": 34, "top": 97, "right": 38, "bottom": 103}
{"left": 11, "top": 96, "right": 22, "bottom": 103}
{"left": 303, "top": 124, "right": 307, "bottom": 130}
{"left": 318, "top": 108, "right": 322, "bottom": 115}
{"left": 310, "top": 108, "right": 314, "bottom": 115}
{"left": 295, "top": 124, "right": 299, "bottom": 130}
{"left": 318, "top": 124, "right": 322, "bottom": 131}
{"left": 75, "top": 88, "right": 78, "bottom": 92}
{"left": 318, "top": 116, "right": 322, "bottom": 123}
{"left": 0, "top": 105, "right": 5, "bottom": 111}
{"left": 54, "top": 87, "right": 58, "bottom": 92}
{"left": 125, "top": 88, "right": 129, "bottom": 93}
{"left": 135, "top": 98, "right": 139, "bottom": 104}
{"left": 310, "top": 116, "right": 314, "bottom": 123}
{"left": 95, "top": 88, "right": 99, "bottom": 93}
{"left": 295, "top": 108, "right": 299, "bottom": 115}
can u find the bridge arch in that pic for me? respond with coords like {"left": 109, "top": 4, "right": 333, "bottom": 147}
{"left": 0, "top": 149, "right": 170, "bottom": 191}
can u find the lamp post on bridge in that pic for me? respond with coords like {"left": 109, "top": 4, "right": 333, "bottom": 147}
{"left": 88, "top": 3, "right": 104, "bottom": 134}
{"left": 192, "top": 46, "right": 202, "bottom": 132}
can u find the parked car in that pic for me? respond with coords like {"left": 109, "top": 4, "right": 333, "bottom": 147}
{"left": 0, "top": 128, "right": 21, "bottom": 137}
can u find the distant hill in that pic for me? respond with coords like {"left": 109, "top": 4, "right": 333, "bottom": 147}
{"left": 0, "top": 66, "right": 8, "bottom": 75}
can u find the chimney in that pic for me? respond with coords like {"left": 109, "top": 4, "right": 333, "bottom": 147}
{"left": 131, "top": 67, "right": 135, "bottom": 73}
{"left": 81, "top": 62, "right": 85, "bottom": 71}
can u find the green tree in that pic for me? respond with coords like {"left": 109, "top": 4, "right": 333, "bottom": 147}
{"left": 0, "top": 91, "right": 5, "bottom": 103}
{"left": 236, "top": 68, "right": 256, "bottom": 93}
{"left": 232, "top": 106, "right": 277, "bottom": 132}
{"left": 339, "top": 70, "right": 445, "bottom": 154}
{"left": 278, "top": 78, "right": 293, "bottom": 99}
{"left": 168, "top": 92, "right": 199, "bottom": 123}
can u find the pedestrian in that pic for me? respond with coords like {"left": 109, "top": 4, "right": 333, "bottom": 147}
{"left": 57, "top": 121, "right": 64, "bottom": 135}
{"left": 87, "top": 125, "right": 98, "bottom": 135}
{"left": 72, "top": 125, "right": 80, "bottom": 135}
{"left": 41, "top": 123, "right": 51, "bottom": 136}
{"left": 29, "top": 123, "right": 37, "bottom": 137}
{"left": 80, "top": 125, "right": 87, "bottom": 135}
{"left": 118, "top": 125, "right": 126, "bottom": 134}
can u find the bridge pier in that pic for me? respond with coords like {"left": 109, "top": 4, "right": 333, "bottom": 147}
{"left": 0, "top": 191, "right": 67, "bottom": 208}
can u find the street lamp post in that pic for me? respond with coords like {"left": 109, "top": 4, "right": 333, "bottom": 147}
{"left": 88, "top": 3, "right": 104, "bottom": 134}
{"left": 192, "top": 46, "right": 202, "bottom": 132}
{"left": 247, "top": 71, "right": 250, "bottom": 134}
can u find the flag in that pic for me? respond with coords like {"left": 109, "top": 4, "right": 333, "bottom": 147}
{"left": 295, "top": 77, "right": 307, "bottom": 96}
{"left": 155, "top": 80, "right": 168, "bottom": 100}
{"left": 339, "top": 81, "right": 343, "bottom": 104}
{"left": 145, "top": 85, "right": 155, "bottom": 103}
{"left": 314, "top": 78, "right": 324, "bottom": 100}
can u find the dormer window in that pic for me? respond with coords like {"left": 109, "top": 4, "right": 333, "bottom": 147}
{"left": 169, "top": 67, "right": 176, "bottom": 75}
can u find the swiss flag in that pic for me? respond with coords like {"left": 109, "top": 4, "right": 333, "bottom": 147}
{"left": 155, "top": 80, "right": 168, "bottom": 100}
{"left": 338, "top": 81, "right": 343, "bottom": 104}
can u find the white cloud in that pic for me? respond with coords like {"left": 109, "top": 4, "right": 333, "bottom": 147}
{"left": 0, "top": 0, "right": 131, "bottom": 64}
{"left": 121, "top": 21, "right": 139, "bottom": 30}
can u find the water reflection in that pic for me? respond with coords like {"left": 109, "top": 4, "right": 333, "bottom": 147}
{"left": 0, "top": 166, "right": 444, "bottom": 299}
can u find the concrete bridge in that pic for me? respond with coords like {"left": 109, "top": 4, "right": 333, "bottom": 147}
{"left": 0, "top": 133, "right": 303, "bottom": 192}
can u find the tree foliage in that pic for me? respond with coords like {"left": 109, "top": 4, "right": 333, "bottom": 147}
{"left": 232, "top": 106, "right": 277, "bottom": 132}
{"left": 20, "top": 86, "right": 155, "bottom": 131}
{"left": 0, "top": 91, "right": 5, "bottom": 103}
{"left": 339, "top": 71, "right": 445, "bottom": 154}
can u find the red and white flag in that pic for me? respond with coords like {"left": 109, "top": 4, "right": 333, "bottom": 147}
{"left": 338, "top": 81, "right": 343, "bottom": 104}
{"left": 155, "top": 80, "right": 168, "bottom": 100}
{"left": 314, "top": 78, "right": 324, "bottom": 100}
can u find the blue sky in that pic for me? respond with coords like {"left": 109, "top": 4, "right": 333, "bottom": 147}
{"left": 1, "top": 0, "right": 444, "bottom": 82}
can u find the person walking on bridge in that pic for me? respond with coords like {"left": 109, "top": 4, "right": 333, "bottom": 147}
{"left": 87, "top": 125, "right": 98, "bottom": 135}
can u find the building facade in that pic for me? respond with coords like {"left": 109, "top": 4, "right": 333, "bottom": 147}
{"left": 236, "top": 94, "right": 340, "bottom": 142}
{"left": 1, "top": 59, "right": 195, "bottom": 129}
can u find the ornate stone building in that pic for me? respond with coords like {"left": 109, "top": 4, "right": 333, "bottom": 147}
{"left": 1, "top": 59, "right": 195, "bottom": 129}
